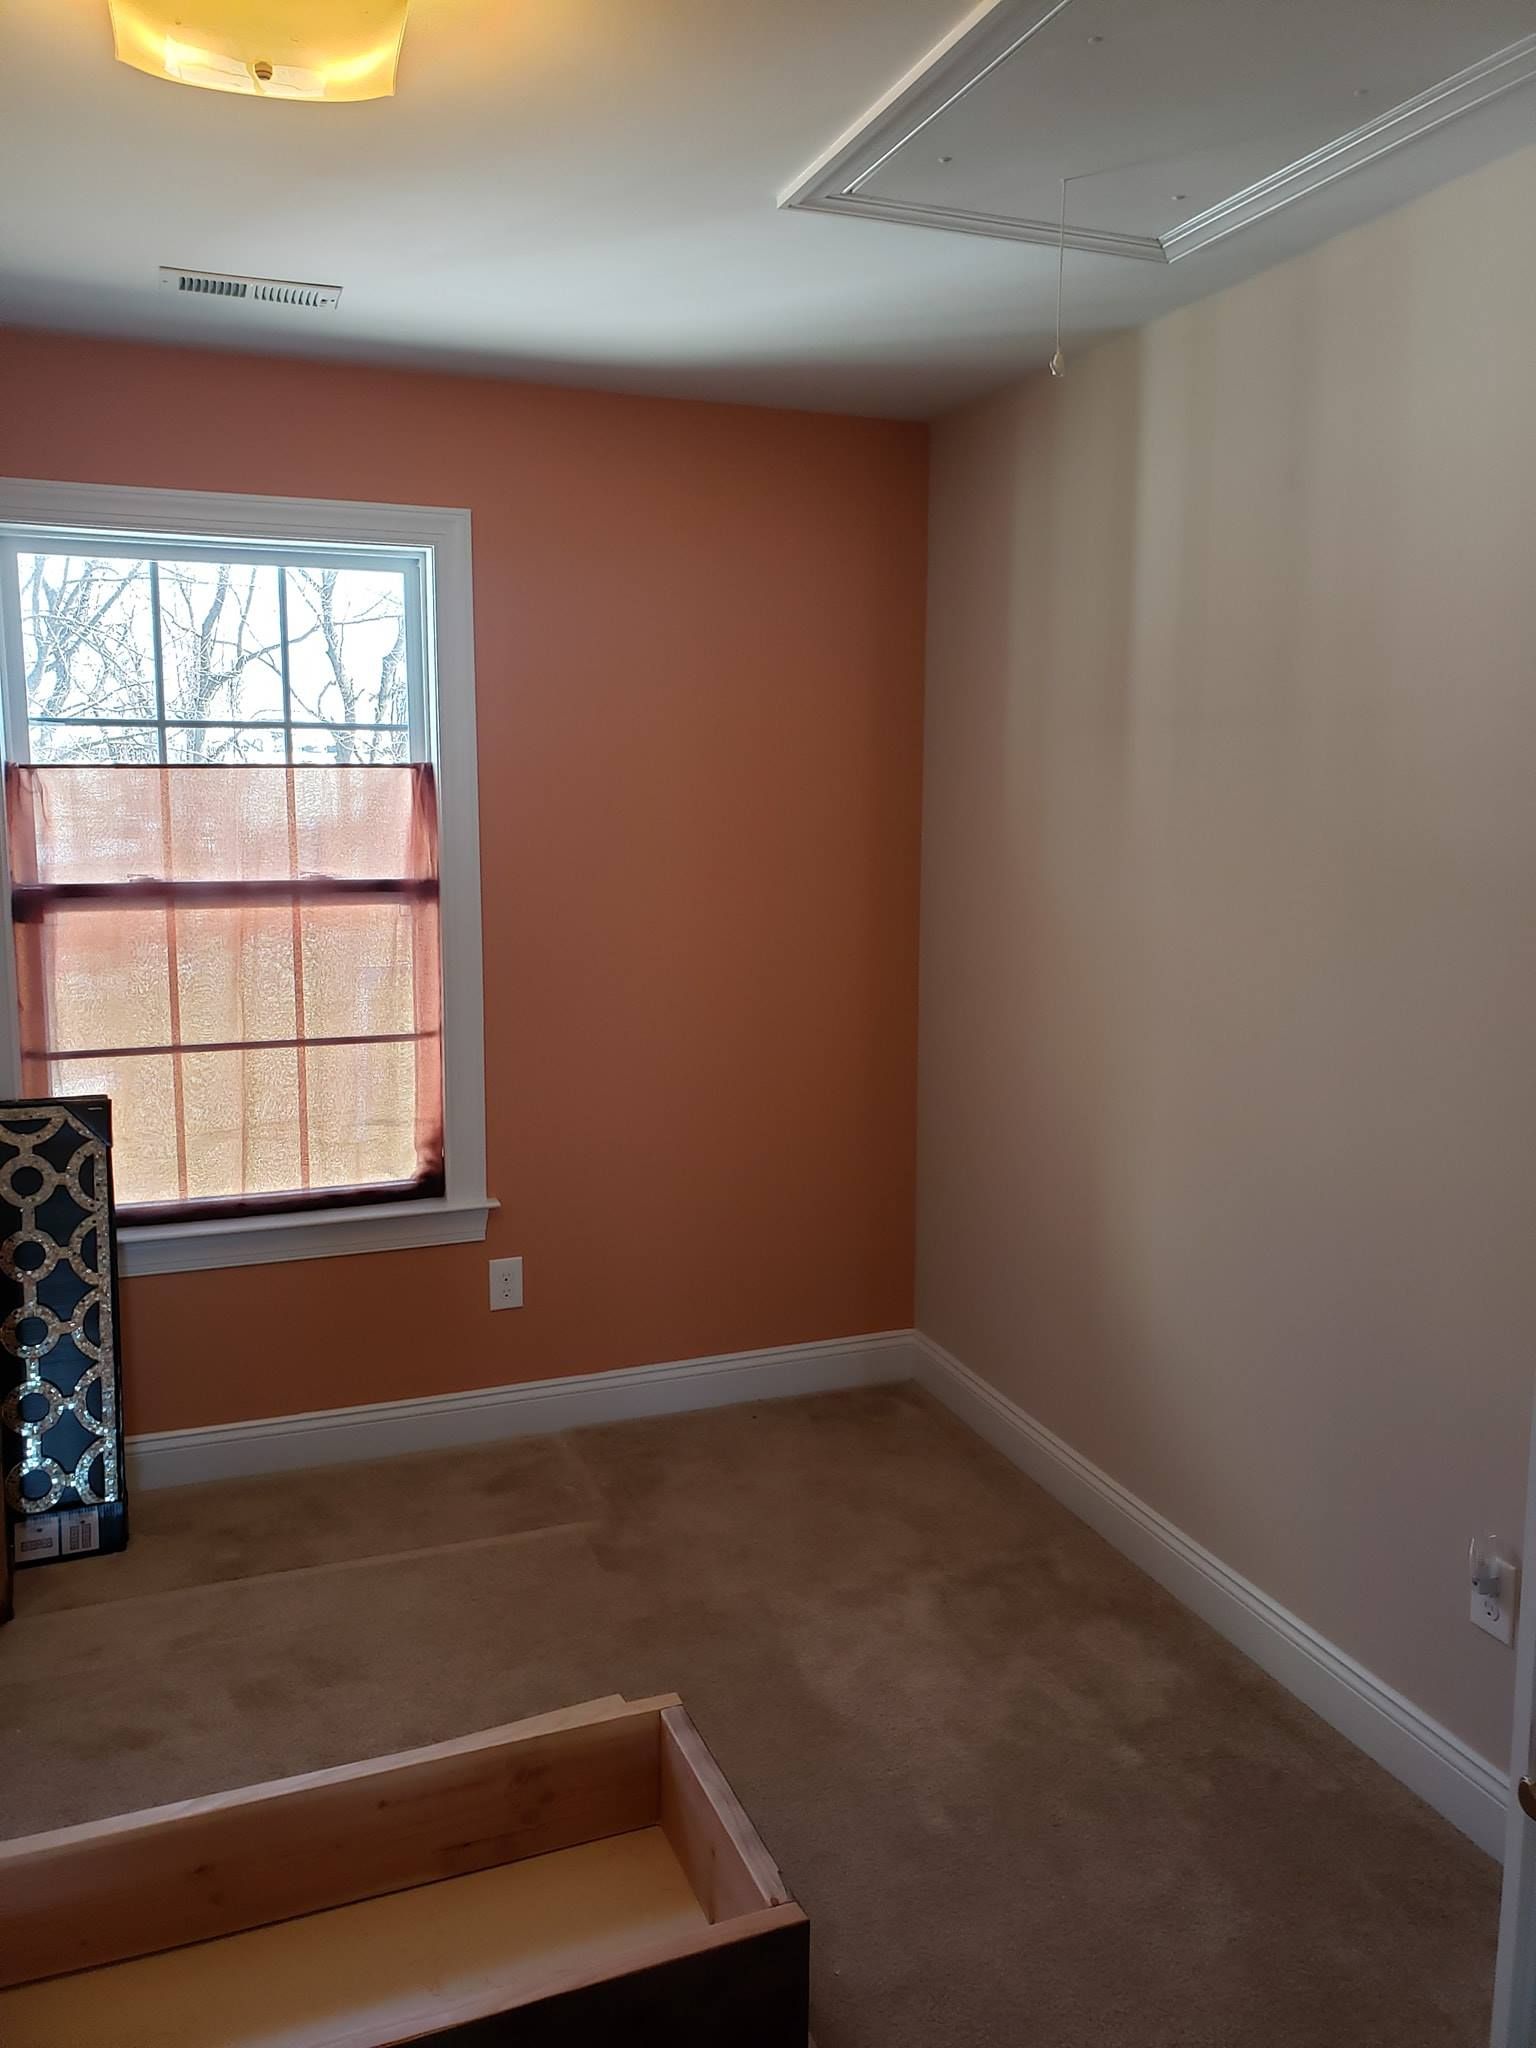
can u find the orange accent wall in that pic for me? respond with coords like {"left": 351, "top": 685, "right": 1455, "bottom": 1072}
{"left": 0, "top": 330, "right": 927, "bottom": 1433}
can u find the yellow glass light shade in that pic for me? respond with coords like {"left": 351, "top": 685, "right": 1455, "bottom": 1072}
{"left": 108, "top": 0, "right": 410, "bottom": 102}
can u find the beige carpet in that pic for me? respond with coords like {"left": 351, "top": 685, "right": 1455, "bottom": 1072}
{"left": 0, "top": 1384, "right": 1497, "bottom": 2045}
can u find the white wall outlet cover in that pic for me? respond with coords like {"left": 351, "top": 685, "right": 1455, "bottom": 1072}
{"left": 489, "top": 1256, "right": 523, "bottom": 1311}
{"left": 1469, "top": 1532, "right": 1517, "bottom": 1646}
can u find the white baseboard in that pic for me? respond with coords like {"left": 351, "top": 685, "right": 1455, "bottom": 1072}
{"left": 127, "top": 1330, "right": 920, "bottom": 1492}
{"left": 912, "top": 1333, "right": 1509, "bottom": 1859}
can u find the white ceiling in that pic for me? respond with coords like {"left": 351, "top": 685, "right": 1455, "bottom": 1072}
{"left": 1, "top": 0, "right": 1532, "bottom": 419}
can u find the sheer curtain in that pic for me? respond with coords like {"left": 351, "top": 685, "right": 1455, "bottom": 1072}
{"left": 7, "top": 762, "right": 443, "bottom": 1219}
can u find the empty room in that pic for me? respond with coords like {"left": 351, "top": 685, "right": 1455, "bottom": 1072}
{"left": 0, "top": 2, "right": 1533, "bottom": 2043}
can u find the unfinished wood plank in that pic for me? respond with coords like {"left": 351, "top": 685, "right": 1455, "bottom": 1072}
{"left": 659, "top": 1705, "right": 789, "bottom": 1923}
{"left": 0, "top": 1694, "right": 679, "bottom": 1989}
{"left": 0, "top": 1826, "right": 709, "bottom": 2048}
{"left": 3, "top": 1889, "right": 809, "bottom": 2048}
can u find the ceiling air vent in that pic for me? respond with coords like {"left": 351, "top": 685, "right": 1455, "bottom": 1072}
{"left": 159, "top": 266, "right": 342, "bottom": 310}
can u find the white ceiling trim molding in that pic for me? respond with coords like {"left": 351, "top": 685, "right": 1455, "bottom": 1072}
{"left": 777, "top": 0, "right": 1151, "bottom": 258}
{"left": 794, "top": 193, "right": 1164, "bottom": 262}
{"left": 1161, "top": 32, "right": 1536, "bottom": 261}
{"left": 780, "top": 0, "right": 1536, "bottom": 269}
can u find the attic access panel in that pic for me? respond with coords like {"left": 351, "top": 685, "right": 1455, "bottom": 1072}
{"left": 782, "top": 0, "right": 1536, "bottom": 261}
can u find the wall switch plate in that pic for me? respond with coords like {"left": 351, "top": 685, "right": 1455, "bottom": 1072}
{"left": 489, "top": 1256, "right": 523, "bottom": 1311}
{"left": 1470, "top": 1533, "right": 1517, "bottom": 1646}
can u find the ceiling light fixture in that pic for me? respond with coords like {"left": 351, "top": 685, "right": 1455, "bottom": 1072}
{"left": 108, "top": 0, "right": 410, "bottom": 102}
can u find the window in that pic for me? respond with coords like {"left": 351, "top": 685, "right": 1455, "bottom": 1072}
{"left": 0, "top": 483, "right": 490, "bottom": 1275}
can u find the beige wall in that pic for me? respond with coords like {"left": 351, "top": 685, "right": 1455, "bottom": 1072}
{"left": 918, "top": 144, "right": 1536, "bottom": 1768}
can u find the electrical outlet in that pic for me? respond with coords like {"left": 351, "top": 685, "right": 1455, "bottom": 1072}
{"left": 489, "top": 1257, "right": 523, "bottom": 1311}
{"left": 1470, "top": 1533, "right": 1517, "bottom": 1646}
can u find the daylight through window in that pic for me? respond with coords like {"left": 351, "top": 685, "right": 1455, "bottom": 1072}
{"left": 0, "top": 534, "right": 444, "bottom": 1220}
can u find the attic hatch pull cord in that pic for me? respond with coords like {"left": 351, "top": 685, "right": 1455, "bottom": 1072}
{"left": 1050, "top": 176, "right": 1068, "bottom": 378}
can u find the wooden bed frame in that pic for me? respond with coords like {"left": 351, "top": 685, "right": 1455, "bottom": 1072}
{"left": 0, "top": 1693, "right": 810, "bottom": 2046}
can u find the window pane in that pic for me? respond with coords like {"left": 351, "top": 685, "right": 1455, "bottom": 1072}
{"left": 35, "top": 905, "right": 174, "bottom": 1054}
{"left": 164, "top": 723, "right": 286, "bottom": 763}
{"left": 174, "top": 903, "right": 299, "bottom": 1047}
{"left": 285, "top": 567, "right": 409, "bottom": 735}
{"left": 47, "top": 1052, "right": 182, "bottom": 1208}
{"left": 288, "top": 722, "right": 409, "bottom": 764}
{"left": 30, "top": 721, "right": 160, "bottom": 764}
{"left": 301, "top": 899, "right": 425, "bottom": 1042}
{"left": 180, "top": 1046, "right": 305, "bottom": 1200}
{"left": 305, "top": 1038, "right": 421, "bottom": 1189}
{"left": 158, "top": 560, "right": 285, "bottom": 724}
{"left": 19, "top": 554, "right": 157, "bottom": 726}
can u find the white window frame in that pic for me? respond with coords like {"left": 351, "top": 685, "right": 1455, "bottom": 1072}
{"left": 0, "top": 479, "right": 493, "bottom": 1275}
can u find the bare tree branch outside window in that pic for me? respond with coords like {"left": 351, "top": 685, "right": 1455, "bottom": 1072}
{"left": 17, "top": 554, "right": 411, "bottom": 765}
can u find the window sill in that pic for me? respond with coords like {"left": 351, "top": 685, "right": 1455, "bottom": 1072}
{"left": 117, "top": 1195, "right": 498, "bottom": 1277}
